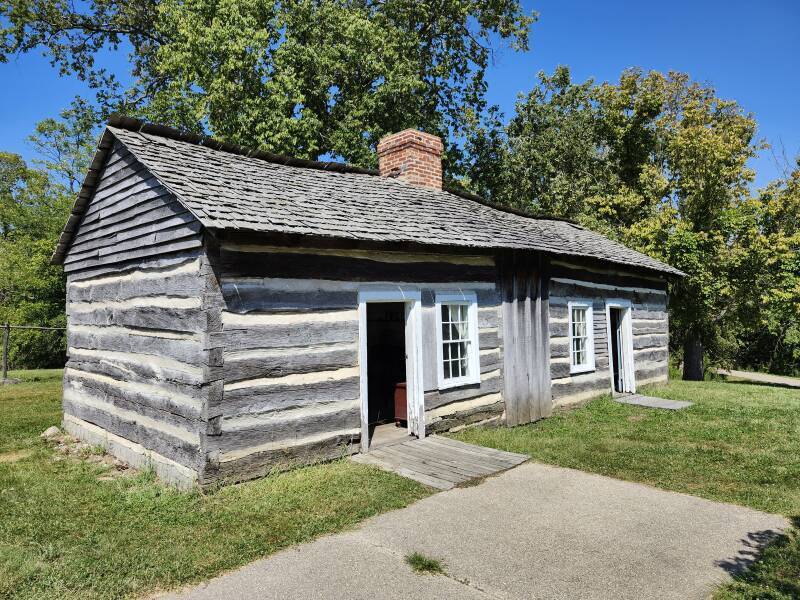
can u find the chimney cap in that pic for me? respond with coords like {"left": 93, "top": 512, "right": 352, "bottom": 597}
{"left": 377, "top": 129, "right": 443, "bottom": 155}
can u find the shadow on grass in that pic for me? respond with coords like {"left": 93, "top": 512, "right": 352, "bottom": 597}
{"left": 714, "top": 517, "right": 800, "bottom": 599}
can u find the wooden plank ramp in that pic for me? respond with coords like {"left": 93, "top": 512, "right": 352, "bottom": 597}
{"left": 351, "top": 435, "right": 528, "bottom": 490}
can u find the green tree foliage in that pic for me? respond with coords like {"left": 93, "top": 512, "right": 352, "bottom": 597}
{"left": 1, "top": 0, "right": 535, "bottom": 175}
{"left": 732, "top": 163, "right": 800, "bottom": 375}
{"left": 471, "top": 67, "right": 799, "bottom": 378}
{"left": 28, "top": 97, "right": 100, "bottom": 193}
{"left": 0, "top": 105, "right": 98, "bottom": 369}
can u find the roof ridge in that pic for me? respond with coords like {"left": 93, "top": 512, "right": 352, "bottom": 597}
{"left": 108, "top": 114, "right": 576, "bottom": 225}
{"left": 107, "top": 114, "right": 380, "bottom": 177}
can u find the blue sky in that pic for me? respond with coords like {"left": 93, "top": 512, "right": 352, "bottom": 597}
{"left": 1, "top": 0, "right": 798, "bottom": 189}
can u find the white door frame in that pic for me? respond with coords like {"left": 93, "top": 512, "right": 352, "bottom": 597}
{"left": 605, "top": 299, "right": 636, "bottom": 394}
{"left": 357, "top": 289, "right": 425, "bottom": 452}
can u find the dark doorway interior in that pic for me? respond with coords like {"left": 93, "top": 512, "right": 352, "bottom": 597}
{"left": 366, "top": 302, "right": 407, "bottom": 429}
{"left": 609, "top": 308, "right": 623, "bottom": 393}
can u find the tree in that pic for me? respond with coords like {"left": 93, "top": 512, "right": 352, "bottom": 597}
{"left": 473, "top": 68, "right": 762, "bottom": 379}
{"left": 1, "top": 0, "right": 536, "bottom": 175}
{"left": 470, "top": 66, "right": 607, "bottom": 217}
{"left": 732, "top": 161, "right": 800, "bottom": 375}
{"left": 28, "top": 97, "right": 101, "bottom": 193}
{"left": 0, "top": 106, "right": 97, "bottom": 369}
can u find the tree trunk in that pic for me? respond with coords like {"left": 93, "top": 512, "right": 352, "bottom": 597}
{"left": 682, "top": 334, "right": 704, "bottom": 381}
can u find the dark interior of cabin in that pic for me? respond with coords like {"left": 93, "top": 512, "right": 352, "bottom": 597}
{"left": 366, "top": 302, "right": 407, "bottom": 426}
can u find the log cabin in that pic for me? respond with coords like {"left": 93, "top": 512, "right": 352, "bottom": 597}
{"left": 51, "top": 116, "right": 683, "bottom": 488}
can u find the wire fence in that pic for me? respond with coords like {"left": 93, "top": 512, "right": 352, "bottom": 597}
{"left": 1, "top": 323, "right": 67, "bottom": 380}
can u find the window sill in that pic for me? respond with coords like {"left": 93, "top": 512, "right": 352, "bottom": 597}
{"left": 437, "top": 377, "right": 481, "bottom": 391}
{"left": 569, "top": 366, "right": 596, "bottom": 376}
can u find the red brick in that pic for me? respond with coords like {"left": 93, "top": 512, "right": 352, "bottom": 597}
{"left": 377, "top": 129, "right": 443, "bottom": 190}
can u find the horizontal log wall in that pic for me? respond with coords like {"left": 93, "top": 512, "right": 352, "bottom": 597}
{"left": 548, "top": 260, "right": 669, "bottom": 408}
{"left": 207, "top": 242, "right": 503, "bottom": 482}
{"left": 61, "top": 143, "right": 212, "bottom": 481}
{"left": 64, "top": 255, "right": 214, "bottom": 473}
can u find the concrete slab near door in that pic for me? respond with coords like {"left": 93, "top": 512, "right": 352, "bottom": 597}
{"left": 614, "top": 394, "right": 694, "bottom": 410}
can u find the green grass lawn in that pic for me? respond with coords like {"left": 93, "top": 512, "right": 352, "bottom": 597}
{"left": 0, "top": 370, "right": 430, "bottom": 599}
{"left": 453, "top": 379, "right": 800, "bottom": 599}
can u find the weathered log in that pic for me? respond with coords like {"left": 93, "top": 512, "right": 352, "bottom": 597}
{"left": 222, "top": 375, "right": 361, "bottom": 417}
{"left": 63, "top": 396, "right": 201, "bottom": 469}
{"left": 217, "top": 402, "right": 361, "bottom": 453}
{"left": 207, "top": 432, "right": 358, "bottom": 486}
{"left": 220, "top": 248, "right": 496, "bottom": 282}
{"left": 224, "top": 345, "right": 358, "bottom": 382}
{"left": 219, "top": 319, "right": 358, "bottom": 351}
{"left": 424, "top": 373, "right": 502, "bottom": 410}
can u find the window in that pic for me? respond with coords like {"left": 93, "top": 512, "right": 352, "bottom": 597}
{"left": 435, "top": 292, "right": 480, "bottom": 389}
{"left": 568, "top": 300, "right": 595, "bottom": 374}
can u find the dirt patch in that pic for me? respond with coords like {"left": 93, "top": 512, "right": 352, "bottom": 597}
{"left": 44, "top": 431, "right": 137, "bottom": 481}
{"left": 628, "top": 414, "right": 648, "bottom": 422}
{"left": 0, "top": 449, "right": 34, "bottom": 463}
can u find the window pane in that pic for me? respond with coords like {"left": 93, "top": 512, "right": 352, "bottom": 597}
{"left": 440, "top": 302, "right": 475, "bottom": 381}
{"left": 570, "top": 305, "right": 591, "bottom": 368}
{"left": 458, "top": 342, "right": 469, "bottom": 377}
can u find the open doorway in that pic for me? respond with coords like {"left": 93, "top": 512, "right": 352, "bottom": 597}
{"left": 366, "top": 302, "right": 407, "bottom": 447}
{"left": 606, "top": 301, "right": 635, "bottom": 395}
{"left": 358, "top": 289, "right": 424, "bottom": 452}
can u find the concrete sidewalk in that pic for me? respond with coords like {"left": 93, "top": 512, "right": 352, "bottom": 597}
{"left": 157, "top": 463, "right": 787, "bottom": 600}
{"left": 715, "top": 368, "right": 800, "bottom": 389}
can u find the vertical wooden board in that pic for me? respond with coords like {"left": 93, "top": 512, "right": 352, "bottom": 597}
{"left": 501, "top": 264, "right": 520, "bottom": 427}
{"left": 518, "top": 267, "right": 533, "bottom": 425}
{"left": 535, "top": 262, "right": 553, "bottom": 418}
{"left": 501, "top": 253, "right": 552, "bottom": 427}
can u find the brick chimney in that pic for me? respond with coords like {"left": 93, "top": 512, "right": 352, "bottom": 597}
{"left": 377, "top": 129, "right": 443, "bottom": 190}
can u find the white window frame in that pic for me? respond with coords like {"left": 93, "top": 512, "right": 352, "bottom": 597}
{"left": 568, "top": 299, "right": 596, "bottom": 374}
{"left": 435, "top": 291, "right": 481, "bottom": 389}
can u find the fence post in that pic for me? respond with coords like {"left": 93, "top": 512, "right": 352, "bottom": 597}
{"left": 1, "top": 323, "right": 8, "bottom": 381}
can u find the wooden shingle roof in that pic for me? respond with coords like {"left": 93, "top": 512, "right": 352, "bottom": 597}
{"left": 53, "top": 116, "right": 683, "bottom": 276}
